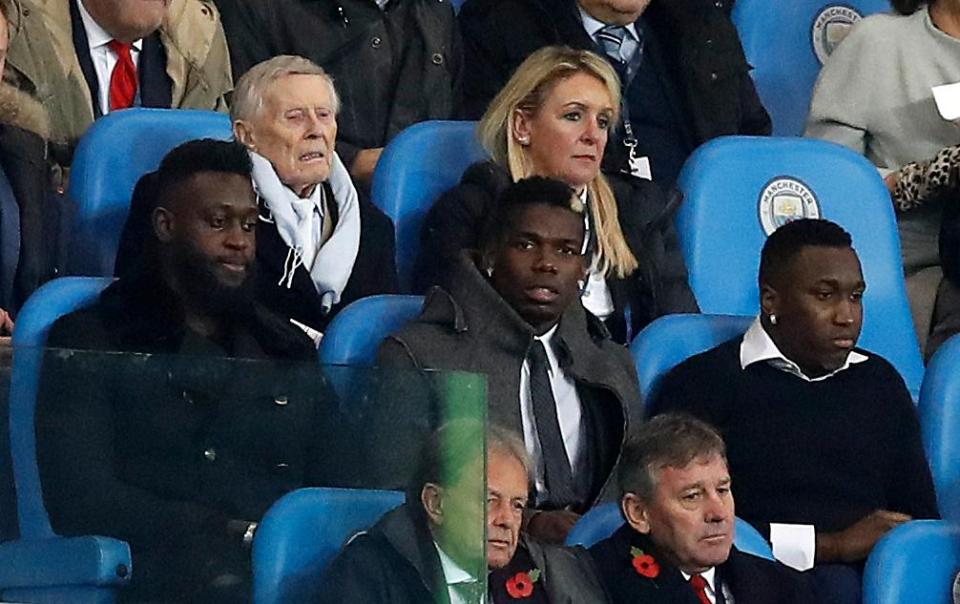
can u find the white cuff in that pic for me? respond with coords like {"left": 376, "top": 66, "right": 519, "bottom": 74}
{"left": 769, "top": 523, "right": 815, "bottom": 571}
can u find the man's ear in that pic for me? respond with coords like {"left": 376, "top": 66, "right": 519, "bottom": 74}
{"left": 622, "top": 493, "right": 652, "bottom": 534}
{"left": 234, "top": 120, "right": 256, "bottom": 150}
{"left": 153, "top": 206, "right": 175, "bottom": 243}
{"left": 760, "top": 281, "right": 779, "bottom": 317}
{"left": 421, "top": 483, "right": 444, "bottom": 527}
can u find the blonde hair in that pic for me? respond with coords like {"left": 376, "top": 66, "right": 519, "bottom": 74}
{"left": 230, "top": 55, "right": 340, "bottom": 123}
{"left": 478, "top": 46, "right": 638, "bottom": 278}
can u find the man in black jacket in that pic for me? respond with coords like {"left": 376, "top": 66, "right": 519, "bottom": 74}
{"left": 317, "top": 423, "right": 610, "bottom": 603}
{"left": 590, "top": 413, "right": 816, "bottom": 604}
{"left": 216, "top": 0, "right": 461, "bottom": 189}
{"left": 459, "top": 0, "right": 771, "bottom": 187}
{"left": 38, "top": 139, "right": 332, "bottom": 603}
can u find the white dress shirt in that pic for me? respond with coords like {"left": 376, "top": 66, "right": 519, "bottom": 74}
{"left": 77, "top": 0, "right": 143, "bottom": 115}
{"left": 739, "top": 316, "right": 869, "bottom": 570}
{"left": 680, "top": 568, "right": 735, "bottom": 604}
{"left": 519, "top": 326, "right": 585, "bottom": 502}
{"left": 578, "top": 4, "right": 641, "bottom": 63}
{"left": 435, "top": 542, "right": 482, "bottom": 604}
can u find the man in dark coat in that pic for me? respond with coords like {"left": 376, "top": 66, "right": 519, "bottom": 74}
{"left": 37, "top": 139, "right": 333, "bottom": 603}
{"left": 215, "top": 0, "right": 461, "bottom": 188}
{"left": 317, "top": 423, "right": 610, "bottom": 603}
{"left": 590, "top": 414, "right": 816, "bottom": 604}
{"left": 459, "top": 0, "right": 771, "bottom": 187}
{"left": 380, "top": 177, "right": 642, "bottom": 544}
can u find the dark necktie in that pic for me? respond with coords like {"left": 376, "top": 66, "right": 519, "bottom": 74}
{"left": 107, "top": 39, "right": 137, "bottom": 110}
{"left": 596, "top": 24, "right": 629, "bottom": 64}
{"left": 528, "top": 341, "right": 576, "bottom": 507}
{"left": 690, "top": 574, "right": 712, "bottom": 604}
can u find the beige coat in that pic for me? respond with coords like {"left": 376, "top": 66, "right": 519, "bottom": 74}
{"left": 4, "top": 0, "right": 232, "bottom": 153}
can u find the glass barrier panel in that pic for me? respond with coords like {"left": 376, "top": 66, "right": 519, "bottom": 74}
{"left": 17, "top": 347, "right": 488, "bottom": 603}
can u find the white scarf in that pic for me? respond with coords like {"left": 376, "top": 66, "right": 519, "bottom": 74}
{"left": 249, "top": 150, "right": 361, "bottom": 313}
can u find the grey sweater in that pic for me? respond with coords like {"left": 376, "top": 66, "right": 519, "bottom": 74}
{"left": 806, "top": 6, "right": 960, "bottom": 274}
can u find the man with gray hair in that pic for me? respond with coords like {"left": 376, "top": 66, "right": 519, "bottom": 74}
{"left": 317, "top": 423, "right": 609, "bottom": 603}
{"left": 589, "top": 414, "right": 815, "bottom": 604}
{"left": 231, "top": 55, "right": 397, "bottom": 340}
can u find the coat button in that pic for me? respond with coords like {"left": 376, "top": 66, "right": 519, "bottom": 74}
{"left": 275, "top": 462, "right": 290, "bottom": 471}
{"left": 182, "top": 391, "right": 193, "bottom": 404}
{"left": 274, "top": 395, "right": 288, "bottom": 406}
{"left": 710, "top": 72, "right": 718, "bottom": 81}
{"left": 371, "top": 36, "right": 382, "bottom": 48}
{"left": 203, "top": 448, "right": 217, "bottom": 462}
{"left": 714, "top": 0, "right": 723, "bottom": 8}
{"left": 431, "top": 53, "right": 444, "bottom": 66}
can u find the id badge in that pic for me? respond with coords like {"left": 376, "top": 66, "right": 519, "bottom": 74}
{"left": 627, "top": 153, "right": 652, "bottom": 180}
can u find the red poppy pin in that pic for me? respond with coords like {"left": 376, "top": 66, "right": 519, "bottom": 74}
{"left": 630, "top": 546, "right": 660, "bottom": 578}
{"left": 506, "top": 568, "right": 541, "bottom": 599}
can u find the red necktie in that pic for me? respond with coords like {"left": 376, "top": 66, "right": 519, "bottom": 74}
{"left": 689, "top": 574, "right": 712, "bottom": 604}
{"left": 107, "top": 40, "right": 137, "bottom": 111}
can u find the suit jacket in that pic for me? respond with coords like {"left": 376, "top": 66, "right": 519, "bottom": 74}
{"left": 589, "top": 525, "right": 816, "bottom": 604}
{"left": 459, "top": 0, "right": 770, "bottom": 183}
{"left": 4, "top": 0, "right": 232, "bottom": 158}
{"left": 316, "top": 503, "right": 610, "bottom": 603}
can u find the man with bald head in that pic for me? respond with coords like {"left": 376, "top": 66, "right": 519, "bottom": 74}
{"left": 3, "top": 0, "right": 231, "bottom": 166}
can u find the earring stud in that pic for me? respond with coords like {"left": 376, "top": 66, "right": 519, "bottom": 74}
{"left": 769, "top": 313, "right": 778, "bottom": 325}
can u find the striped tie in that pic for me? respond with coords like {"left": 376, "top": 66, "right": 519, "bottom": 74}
{"left": 596, "top": 24, "right": 629, "bottom": 63}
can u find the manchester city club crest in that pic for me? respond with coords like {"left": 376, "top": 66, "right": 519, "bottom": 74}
{"left": 811, "top": 5, "right": 863, "bottom": 65}
{"left": 758, "top": 177, "right": 821, "bottom": 235}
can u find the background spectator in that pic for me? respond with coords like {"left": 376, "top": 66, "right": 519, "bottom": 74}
{"left": 806, "top": 0, "right": 960, "bottom": 354}
{"left": 3, "top": 0, "right": 232, "bottom": 169}
{"left": 216, "top": 0, "right": 461, "bottom": 189}
{"left": 459, "top": 0, "right": 770, "bottom": 187}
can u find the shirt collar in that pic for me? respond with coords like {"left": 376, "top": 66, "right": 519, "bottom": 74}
{"left": 77, "top": 0, "right": 144, "bottom": 51}
{"left": 680, "top": 567, "right": 718, "bottom": 596}
{"left": 739, "top": 316, "right": 868, "bottom": 382}
{"left": 433, "top": 542, "right": 478, "bottom": 586}
{"left": 577, "top": 3, "right": 639, "bottom": 41}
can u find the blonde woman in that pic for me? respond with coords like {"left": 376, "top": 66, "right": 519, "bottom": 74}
{"left": 417, "top": 45, "right": 697, "bottom": 343}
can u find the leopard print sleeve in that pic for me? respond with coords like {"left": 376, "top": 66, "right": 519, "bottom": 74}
{"left": 891, "top": 145, "right": 960, "bottom": 212}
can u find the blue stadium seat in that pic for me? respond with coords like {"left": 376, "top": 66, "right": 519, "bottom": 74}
{"left": 252, "top": 487, "right": 404, "bottom": 604}
{"left": 370, "top": 120, "right": 487, "bottom": 292}
{"left": 565, "top": 502, "right": 774, "bottom": 560}
{"left": 0, "top": 277, "right": 131, "bottom": 603}
{"left": 863, "top": 520, "right": 960, "bottom": 604}
{"left": 733, "top": 0, "right": 890, "bottom": 136}
{"left": 319, "top": 295, "right": 424, "bottom": 366}
{"left": 630, "top": 314, "right": 752, "bottom": 407}
{"left": 676, "top": 136, "right": 923, "bottom": 399}
{"left": 0, "top": 163, "right": 20, "bottom": 311}
{"left": 67, "top": 108, "right": 233, "bottom": 277}
{"left": 919, "top": 334, "right": 960, "bottom": 521}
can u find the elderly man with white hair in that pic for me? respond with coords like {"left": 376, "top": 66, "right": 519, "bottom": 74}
{"left": 232, "top": 55, "right": 398, "bottom": 341}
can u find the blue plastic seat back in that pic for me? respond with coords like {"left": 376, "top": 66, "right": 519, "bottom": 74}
{"left": 0, "top": 163, "right": 20, "bottom": 311}
{"left": 370, "top": 121, "right": 487, "bottom": 292}
{"left": 919, "top": 334, "right": 960, "bottom": 521}
{"left": 676, "top": 136, "right": 923, "bottom": 399}
{"left": 565, "top": 502, "right": 773, "bottom": 560}
{"left": 863, "top": 520, "right": 960, "bottom": 604}
{"left": 10, "top": 277, "right": 113, "bottom": 538}
{"left": 252, "top": 487, "right": 404, "bottom": 604}
{"left": 630, "top": 314, "right": 753, "bottom": 408}
{"left": 67, "top": 108, "right": 233, "bottom": 277}
{"left": 733, "top": 0, "right": 891, "bottom": 136}
{"left": 319, "top": 295, "right": 424, "bottom": 366}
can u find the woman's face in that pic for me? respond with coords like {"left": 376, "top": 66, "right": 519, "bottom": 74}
{"left": 512, "top": 72, "right": 614, "bottom": 190}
